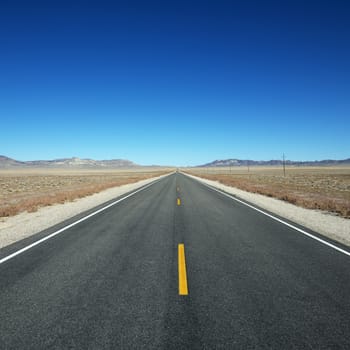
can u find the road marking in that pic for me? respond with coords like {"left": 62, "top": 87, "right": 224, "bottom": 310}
{"left": 178, "top": 244, "right": 188, "bottom": 295}
{"left": 0, "top": 175, "right": 172, "bottom": 265}
{"left": 186, "top": 175, "right": 350, "bottom": 257}
{"left": 177, "top": 198, "right": 181, "bottom": 205}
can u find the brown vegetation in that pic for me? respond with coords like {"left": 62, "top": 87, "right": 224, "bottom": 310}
{"left": 0, "top": 169, "right": 171, "bottom": 218}
{"left": 185, "top": 167, "right": 350, "bottom": 218}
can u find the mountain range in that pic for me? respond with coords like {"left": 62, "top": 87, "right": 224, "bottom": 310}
{"left": 0, "top": 156, "right": 138, "bottom": 168}
{"left": 199, "top": 158, "right": 350, "bottom": 167}
{"left": 1, "top": 155, "right": 349, "bottom": 169}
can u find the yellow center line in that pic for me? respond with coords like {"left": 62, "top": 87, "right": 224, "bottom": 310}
{"left": 178, "top": 243, "right": 188, "bottom": 295}
{"left": 177, "top": 198, "right": 181, "bottom": 206}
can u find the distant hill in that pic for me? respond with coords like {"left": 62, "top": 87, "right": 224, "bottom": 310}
{"left": 0, "top": 156, "right": 138, "bottom": 169}
{"left": 199, "top": 158, "right": 350, "bottom": 167}
{"left": 0, "top": 155, "right": 27, "bottom": 167}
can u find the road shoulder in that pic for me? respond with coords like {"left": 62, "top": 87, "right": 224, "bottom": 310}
{"left": 183, "top": 172, "right": 350, "bottom": 247}
{"left": 0, "top": 173, "right": 171, "bottom": 250}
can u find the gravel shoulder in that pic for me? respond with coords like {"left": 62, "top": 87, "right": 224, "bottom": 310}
{"left": 184, "top": 173, "right": 350, "bottom": 247}
{"left": 0, "top": 173, "right": 170, "bottom": 249}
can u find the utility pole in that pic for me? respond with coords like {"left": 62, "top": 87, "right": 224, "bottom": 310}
{"left": 282, "top": 153, "right": 286, "bottom": 177}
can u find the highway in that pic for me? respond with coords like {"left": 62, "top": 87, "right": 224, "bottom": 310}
{"left": 0, "top": 172, "right": 349, "bottom": 349}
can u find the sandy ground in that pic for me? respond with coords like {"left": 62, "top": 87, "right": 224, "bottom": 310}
{"left": 0, "top": 173, "right": 170, "bottom": 249}
{"left": 184, "top": 173, "right": 350, "bottom": 247}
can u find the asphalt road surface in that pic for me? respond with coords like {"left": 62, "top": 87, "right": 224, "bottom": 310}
{"left": 1, "top": 172, "right": 350, "bottom": 349}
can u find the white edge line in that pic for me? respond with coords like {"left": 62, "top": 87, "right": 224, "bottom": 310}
{"left": 182, "top": 172, "right": 350, "bottom": 257}
{"left": 0, "top": 173, "right": 173, "bottom": 265}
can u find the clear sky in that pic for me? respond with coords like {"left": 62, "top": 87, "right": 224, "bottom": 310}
{"left": 1, "top": 0, "right": 349, "bottom": 166}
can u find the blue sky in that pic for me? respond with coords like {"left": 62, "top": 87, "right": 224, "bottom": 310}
{"left": 1, "top": 0, "right": 349, "bottom": 166}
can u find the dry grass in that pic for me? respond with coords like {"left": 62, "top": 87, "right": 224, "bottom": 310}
{"left": 184, "top": 166, "right": 350, "bottom": 218}
{"left": 0, "top": 168, "right": 172, "bottom": 218}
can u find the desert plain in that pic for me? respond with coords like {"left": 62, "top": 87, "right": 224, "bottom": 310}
{"left": 0, "top": 168, "right": 171, "bottom": 218}
{"left": 185, "top": 166, "right": 350, "bottom": 218}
